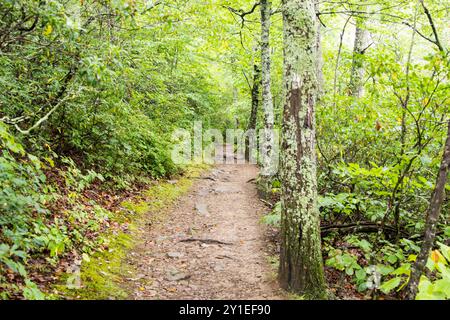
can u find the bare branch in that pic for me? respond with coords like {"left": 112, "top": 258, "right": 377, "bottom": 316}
{"left": 223, "top": 2, "right": 261, "bottom": 28}
{"left": 333, "top": 15, "right": 352, "bottom": 106}
{"left": 419, "top": 0, "right": 445, "bottom": 52}
{"left": 242, "top": 69, "right": 252, "bottom": 91}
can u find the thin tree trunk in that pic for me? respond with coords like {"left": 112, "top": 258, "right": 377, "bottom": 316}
{"left": 348, "top": 18, "right": 369, "bottom": 98}
{"left": 246, "top": 51, "right": 261, "bottom": 162}
{"left": 249, "top": 63, "right": 260, "bottom": 130}
{"left": 314, "top": 1, "right": 323, "bottom": 100}
{"left": 260, "top": 0, "right": 275, "bottom": 176}
{"left": 279, "top": 0, "right": 327, "bottom": 299}
{"left": 406, "top": 120, "right": 450, "bottom": 299}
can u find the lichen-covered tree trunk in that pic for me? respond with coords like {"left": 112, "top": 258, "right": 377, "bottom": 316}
{"left": 406, "top": 120, "right": 450, "bottom": 299}
{"left": 279, "top": 0, "right": 327, "bottom": 299}
{"left": 260, "top": 0, "right": 275, "bottom": 176}
{"left": 348, "top": 18, "right": 369, "bottom": 98}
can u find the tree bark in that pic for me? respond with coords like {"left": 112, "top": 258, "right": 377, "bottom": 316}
{"left": 279, "top": 0, "right": 327, "bottom": 299}
{"left": 314, "top": 1, "right": 324, "bottom": 99}
{"left": 246, "top": 50, "right": 261, "bottom": 162}
{"left": 406, "top": 120, "right": 450, "bottom": 299}
{"left": 249, "top": 63, "right": 261, "bottom": 132}
{"left": 348, "top": 18, "right": 369, "bottom": 98}
{"left": 260, "top": 0, "right": 275, "bottom": 176}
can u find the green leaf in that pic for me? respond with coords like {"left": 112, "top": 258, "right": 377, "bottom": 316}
{"left": 437, "top": 242, "right": 450, "bottom": 263}
{"left": 378, "top": 264, "right": 395, "bottom": 275}
{"left": 392, "top": 263, "right": 411, "bottom": 276}
{"left": 346, "top": 267, "right": 354, "bottom": 276}
{"left": 22, "top": 280, "right": 45, "bottom": 300}
{"left": 387, "top": 254, "right": 398, "bottom": 264}
{"left": 380, "top": 277, "right": 402, "bottom": 294}
{"left": 355, "top": 268, "right": 366, "bottom": 281}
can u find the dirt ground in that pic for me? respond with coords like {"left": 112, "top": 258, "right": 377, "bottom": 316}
{"left": 124, "top": 145, "right": 285, "bottom": 299}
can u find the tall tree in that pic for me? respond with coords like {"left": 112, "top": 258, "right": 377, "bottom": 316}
{"left": 260, "top": 0, "right": 275, "bottom": 176}
{"left": 348, "top": 18, "right": 369, "bottom": 98}
{"left": 279, "top": 0, "right": 327, "bottom": 298}
{"left": 406, "top": 121, "right": 450, "bottom": 299}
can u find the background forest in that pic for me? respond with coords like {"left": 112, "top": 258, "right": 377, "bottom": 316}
{"left": 0, "top": 0, "right": 449, "bottom": 300}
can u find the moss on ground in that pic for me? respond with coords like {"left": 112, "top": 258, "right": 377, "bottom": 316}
{"left": 54, "top": 164, "right": 208, "bottom": 299}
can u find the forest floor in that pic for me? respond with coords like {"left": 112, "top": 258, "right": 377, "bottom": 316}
{"left": 122, "top": 145, "right": 285, "bottom": 299}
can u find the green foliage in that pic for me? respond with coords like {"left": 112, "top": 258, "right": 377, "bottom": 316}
{"left": 60, "top": 158, "right": 104, "bottom": 192}
{"left": 0, "top": 0, "right": 231, "bottom": 181}
{"left": 325, "top": 236, "right": 450, "bottom": 299}
{"left": 379, "top": 243, "right": 450, "bottom": 300}
{"left": 0, "top": 123, "right": 48, "bottom": 298}
{"left": 314, "top": 1, "right": 449, "bottom": 300}
{"left": 326, "top": 249, "right": 362, "bottom": 277}
{"left": 0, "top": 122, "right": 114, "bottom": 299}
{"left": 317, "top": 0, "right": 449, "bottom": 245}
{"left": 261, "top": 201, "right": 281, "bottom": 226}
{"left": 22, "top": 279, "right": 46, "bottom": 300}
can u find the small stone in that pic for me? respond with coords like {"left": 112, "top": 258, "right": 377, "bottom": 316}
{"left": 167, "top": 272, "right": 190, "bottom": 282}
{"left": 166, "top": 268, "right": 190, "bottom": 281}
{"left": 213, "top": 265, "right": 224, "bottom": 272}
{"left": 195, "top": 203, "right": 209, "bottom": 215}
{"left": 156, "top": 236, "right": 168, "bottom": 242}
{"left": 186, "top": 227, "right": 195, "bottom": 235}
{"left": 167, "top": 252, "right": 183, "bottom": 258}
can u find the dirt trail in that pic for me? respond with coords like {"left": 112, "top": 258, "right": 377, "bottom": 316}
{"left": 126, "top": 145, "right": 284, "bottom": 299}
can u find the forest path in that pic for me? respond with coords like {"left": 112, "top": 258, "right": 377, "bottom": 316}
{"left": 126, "top": 145, "right": 284, "bottom": 299}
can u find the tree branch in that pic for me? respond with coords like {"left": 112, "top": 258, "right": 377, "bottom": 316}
{"left": 13, "top": 88, "right": 81, "bottom": 135}
{"left": 223, "top": 2, "right": 261, "bottom": 28}
{"left": 419, "top": 0, "right": 445, "bottom": 52}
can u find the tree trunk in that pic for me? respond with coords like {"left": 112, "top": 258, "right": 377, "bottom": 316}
{"left": 406, "top": 120, "right": 450, "bottom": 299}
{"left": 249, "top": 64, "right": 260, "bottom": 131}
{"left": 279, "top": 0, "right": 327, "bottom": 299}
{"left": 260, "top": 0, "right": 275, "bottom": 176}
{"left": 246, "top": 53, "right": 261, "bottom": 162}
{"left": 348, "top": 18, "right": 369, "bottom": 98}
{"left": 314, "top": 1, "right": 324, "bottom": 99}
